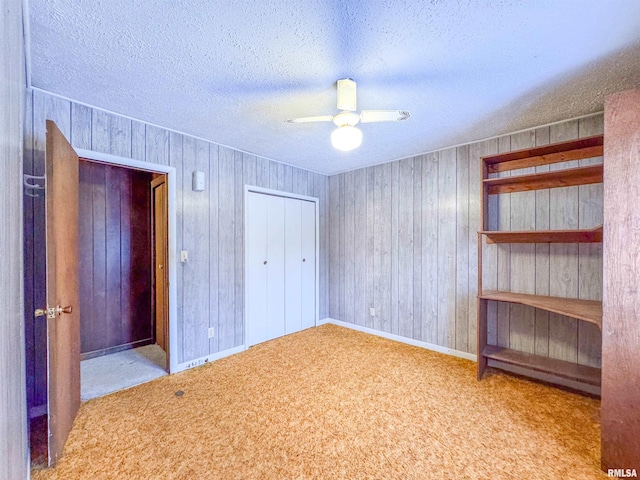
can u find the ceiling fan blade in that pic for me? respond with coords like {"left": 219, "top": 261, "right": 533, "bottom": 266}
{"left": 336, "top": 78, "right": 357, "bottom": 112}
{"left": 286, "top": 115, "right": 334, "bottom": 124}
{"left": 360, "top": 110, "right": 411, "bottom": 123}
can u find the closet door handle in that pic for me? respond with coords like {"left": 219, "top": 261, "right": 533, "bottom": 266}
{"left": 302, "top": 258, "right": 306, "bottom": 262}
{"left": 263, "top": 260, "right": 267, "bottom": 265}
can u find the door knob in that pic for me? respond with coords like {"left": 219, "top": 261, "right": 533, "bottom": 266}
{"left": 35, "top": 305, "right": 73, "bottom": 319}
{"left": 303, "top": 258, "right": 306, "bottom": 262}
{"left": 263, "top": 260, "right": 267, "bottom": 265}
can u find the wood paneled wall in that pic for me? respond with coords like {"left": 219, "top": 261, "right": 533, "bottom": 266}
{"left": 24, "top": 89, "right": 329, "bottom": 409}
{"left": 78, "top": 160, "right": 154, "bottom": 357}
{"left": 1, "top": 0, "right": 28, "bottom": 478}
{"left": 602, "top": 88, "right": 640, "bottom": 471}
{"left": 328, "top": 115, "right": 604, "bottom": 363}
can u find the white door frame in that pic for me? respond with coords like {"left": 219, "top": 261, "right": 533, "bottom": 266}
{"left": 243, "top": 185, "right": 320, "bottom": 348}
{"left": 74, "top": 149, "right": 179, "bottom": 373}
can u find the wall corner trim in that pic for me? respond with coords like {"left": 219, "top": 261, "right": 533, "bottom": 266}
{"left": 318, "top": 318, "right": 478, "bottom": 362}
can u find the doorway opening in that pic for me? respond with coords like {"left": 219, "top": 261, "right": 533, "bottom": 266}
{"left": 77, "top": 158, "right": 169, "bottom": 401}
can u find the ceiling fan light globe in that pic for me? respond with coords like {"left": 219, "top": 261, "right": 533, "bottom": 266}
{"left": 331, "top": 125, "right": 363, "bottom": 152}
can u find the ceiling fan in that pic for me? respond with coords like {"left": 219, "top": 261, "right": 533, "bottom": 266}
{"left": 287, "top": 78, "right": 411, "bottom": 151}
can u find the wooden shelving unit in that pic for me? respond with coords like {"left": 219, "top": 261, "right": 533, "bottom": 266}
{"left": 477, "top": 135, "right": 604, "bottom": 391}
{"left": 480, "top": 225, "right": 602, "bottom": 244}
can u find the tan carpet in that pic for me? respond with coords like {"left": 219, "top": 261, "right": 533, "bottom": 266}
{"left": 32, "top": 324, "right": 606, "bottom": 479}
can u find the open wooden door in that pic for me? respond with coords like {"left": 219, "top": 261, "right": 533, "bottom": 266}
{"left": 35, "top": 120, "right": 81, "bottom": 466}
{"left": 152, "top": 175, "right": 169, "bottom": 367}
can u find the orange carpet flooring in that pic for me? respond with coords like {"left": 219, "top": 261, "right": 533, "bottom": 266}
{"left": 32, "top": 324, "right": 606, "bottom": 479}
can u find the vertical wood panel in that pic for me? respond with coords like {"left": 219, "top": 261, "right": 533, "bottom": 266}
{"left": 182, "top": 137, "right": 210, "bottom": 360}
{"left": 353, "top": 169, "right": 367, "bottom": 326}
{"left": 398, "top": 159, "right": 414, "bottom": 338}
{"left": 421, "top": 153, "right": 439, "bottom": 344}
{"left": 91, "top": 164, "right": 108, "bottom": 351}
{"left": 577, "top": 116, "right": 604, "bottom": 368}
{"left": 218, "top": 147, "right": 236, "bottom": 351}
{"left": 131, "top": 121, "right": 146, "bottom": 161}
{"left": 145, "top": 125, "right": 169, "bottom": 166}
{"left": 208, "top": 146, "right": 220, "bottom": 353}
{"left": 328, "top": 175, "right": 340, "bottom": 319}
{"left": 508, "top": 131, "right": 536, "bottom": 354}
{"left": 365, "top": 167, "right": 375, "bottom": 329}
{"left": 24, "top": 90, "right": 36, "bottom": 409}
{"left": 374, "top": 164, "right": 392, "bottom": 332}
{"left": 548, "top": 121, "right": 580, "bottom": 363}
{"left": 344, "top": 172, "right": 355, "bottom": 325}
{"left": 412, "top": 157, "right": 422, "bottom": 341}
{"left": 70, "top": 103, "right": 92, "bottom": 150}
{"left": 496, "top": 136, "right": 511, "bottom": 348}
{"left": 234, "top": 151, "right": 244, "bottom": 347}
{"left": 169, "top": 132, "right": 185, "bottom": 362}
{"left": 243, "top": 153, "right": 257, "bottom": 187}
{"left": 105, "top": 166, "right": 123, "bottom": 348}
{"left": 256, "top": 157, "right": 270, "bottom": 188}
{"left": 534, "top": 126, "right": 551, "bottom": 357}
{"left": 92, "top": 110, "right": 131, "bottom": 158}
{"left": 483, "top": 139, "right": 499, "bottom": 346}
{"left": 338, "top": 174, "right": 346, "bottom": 322}
{"left": 314, "top": 172, "right": 328, "bottom": 319}
{"left": 455, "top": 146, "right": 470, "bottom": 352}
{"left": 119, "top": 169, "right": 132, "bottom": 345}
{"left": 390, "top": 161, "right": 400, "bottom": 335}
{"left": 438, "top": 148, "right": 457, "bottom": 348}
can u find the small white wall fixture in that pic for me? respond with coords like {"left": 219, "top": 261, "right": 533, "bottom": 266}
{"left": 244, "top": 185, "right": 320, "bottom": 348}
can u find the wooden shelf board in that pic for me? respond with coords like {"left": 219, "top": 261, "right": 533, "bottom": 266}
{"left": 482, "top": 345, "right": 601, "bottom": 386}
{"left": 483, "top": 135, "right": 603, "bottom": 173}
{"left": 480, "top": 226, "right": 603, "bottom": 244}
{"left": 479, "top": 291, "right": 602, "bottom": 328}
{"left": 484, "top": 165, "right": 603, "bottom": 194}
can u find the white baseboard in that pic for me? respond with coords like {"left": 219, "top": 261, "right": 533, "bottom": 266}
{"left": 172, "top": 345, "right": 245, "bottom": 374}
{"left": 318, "top": 318, "right": 477, "bottom": 362}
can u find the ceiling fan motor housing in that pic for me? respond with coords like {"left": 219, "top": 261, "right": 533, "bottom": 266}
{"left": 332, "top": 111, "right": 360, "bottom": 127}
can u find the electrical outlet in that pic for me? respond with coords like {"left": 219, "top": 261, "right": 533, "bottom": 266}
{"left": 369, "top": 307, "right": 375, "bottom": 316}
{"left": 208, "top": 327, "right": 215, "bottom": 338}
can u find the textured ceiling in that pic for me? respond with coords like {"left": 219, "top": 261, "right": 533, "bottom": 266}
{"left": 29, "top": 0, "right": 640, "bottom": 174}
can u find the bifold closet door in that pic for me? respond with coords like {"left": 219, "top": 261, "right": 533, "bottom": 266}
{"left": 246, "top": 191, "right": 316, "bottom": 347}
{"left": 265, "top": 195, "right": 286, "bottom": 341}
{"left": 245, "top": 192, "right": 268, "bottom": 347}
{"left": 245, "top": 192, "right": 285, "bottom": 346}
{"left": 300, "top": 200, "right": 316, "bottom": 329}
{"left": 284, "top": 198, "right": 303, "bottom": 335}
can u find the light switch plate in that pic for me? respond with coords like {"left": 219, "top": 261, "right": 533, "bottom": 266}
{"left": 208, "top": 327, "right": 215, "bottom": 338}
{"left": 181, "top": 250, "right": 188, "bottom": 263}
{"left": 369, "top": 307, "right": 375, "bottom": 316}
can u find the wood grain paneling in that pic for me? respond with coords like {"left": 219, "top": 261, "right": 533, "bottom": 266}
{"left": 328, "top": 116, "right": 603, "bottom": 363}
{"left": 602, "top": 87, "right": 640, "bottom": 471}
{"left": 25, "top": 90, "right": 329, "bottom": 409}
{"left": 78, "top": 160, "right": 154, "bottom": 357}
{"left": 1, "top": 1, "right": 28, "bottom": 477}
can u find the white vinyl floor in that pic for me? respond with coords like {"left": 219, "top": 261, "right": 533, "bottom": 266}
{"left": 80, "top": 344, "right": 167, "bottom": 401}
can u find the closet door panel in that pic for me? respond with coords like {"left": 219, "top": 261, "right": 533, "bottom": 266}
{"left": 266, "top": 195, "right": 286, "bottom": 341}
{"left": 301, "top": 200, "right": 316, "bottom": 330}
{"left": 285, "top": 198, "right": 303, "bottom": 334}
{"left": 245, "top": 192, "right": 268, "bottom": 347}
